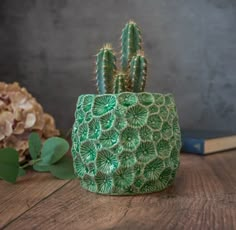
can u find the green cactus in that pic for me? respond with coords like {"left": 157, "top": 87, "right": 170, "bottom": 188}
{"left": 113, "top": 73, "right": 127, "bottom": 94}
{"left": 129, "top": 52, "right": 147, "bottom": 92}
{"left": 95, "top": 21, "right": 147, "bottom": 94}
{"left": 74, "top": 21, "right": 182, "bottom": 195}
{"left": 121, "top": 21, "right": 142, "bottom": 72}
{"left": 96, "top": 44, "right": 117, "bottom": 94}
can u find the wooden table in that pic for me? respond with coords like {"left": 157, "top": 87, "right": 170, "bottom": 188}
{"left": 0, "top": 151, "right": 236, "bottom": 230}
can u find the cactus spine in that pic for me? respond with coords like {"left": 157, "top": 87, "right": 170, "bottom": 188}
{"left": 95, "top": 21, "right": 147, "bottom": 94}
{"left": 121, "top": 21, "right": 142, "bottom": 72}
{"left": 96, "top": 44, "right": 116, "bottom": 94}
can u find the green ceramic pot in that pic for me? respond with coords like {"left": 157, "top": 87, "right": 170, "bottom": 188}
{"left": 71, "top": 92, "right": 181, "bottom": 195}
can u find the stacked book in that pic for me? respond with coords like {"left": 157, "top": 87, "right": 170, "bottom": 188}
{"left": 181, "top": 130, "right": 236, "bottom": 155}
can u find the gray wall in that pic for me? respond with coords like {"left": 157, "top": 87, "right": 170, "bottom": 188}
{"left": 0, "top": 0, "right": 236, "bottom": 132}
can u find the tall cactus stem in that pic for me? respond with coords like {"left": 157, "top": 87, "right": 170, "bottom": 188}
{"left": 121, "top": 21, "right": 142, "bottom": 72}
{"left": 96, "top": 44, "right": 117, "bottom": 94}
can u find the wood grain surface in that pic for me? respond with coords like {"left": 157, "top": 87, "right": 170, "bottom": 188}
{"left": 1, "top": 151, "right": 236, "bottom": 230}
{"left": 0, "top": 171, "right": 69, "bottom": 229}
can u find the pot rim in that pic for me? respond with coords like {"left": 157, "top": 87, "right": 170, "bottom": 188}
{"left": 78, "top": 92, "right": 174, "bottom": 97}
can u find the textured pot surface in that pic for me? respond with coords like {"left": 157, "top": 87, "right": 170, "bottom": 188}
{"left": 71, "top": 92, "right": 181, "bottom": 195}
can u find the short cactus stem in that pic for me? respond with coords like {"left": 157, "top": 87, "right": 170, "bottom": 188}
{"left": 96, "top": 44, "right": 117, "bottom": 94}
{"left": 129, "top": 53, "right": 147, "bottom": 92}
{"left": 121, "top": 21, "right": 142, "bottom": 72}
{"left": 113, "top": 73, "right": 127, "bottom": 94}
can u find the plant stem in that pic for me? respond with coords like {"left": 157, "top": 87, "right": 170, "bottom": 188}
{"left": 20, "top": 158, "right": 41, "bottom": 169}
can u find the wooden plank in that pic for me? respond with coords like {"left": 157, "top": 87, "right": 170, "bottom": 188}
{"left": 4, "top": 150, "right": 236, "bottom": 230}
{"left": 0, "top": 171, "right": 69, "bottom": 229}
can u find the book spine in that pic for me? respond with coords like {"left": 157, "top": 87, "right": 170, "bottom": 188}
{"left": 181, "top": 138, "right": 205, "bottom": 154}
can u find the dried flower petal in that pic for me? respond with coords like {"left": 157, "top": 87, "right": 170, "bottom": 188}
{"left": 24, "top": 113, "right": 36, "bottom": 129}
{"left": 13, "top": 122, "right": 25, "bottom": 134}
{"left": 42, "top": 113, "right": 60, "bottom": 137}
{"left": 0, "top": 82, "right": 60, "bottom": 162}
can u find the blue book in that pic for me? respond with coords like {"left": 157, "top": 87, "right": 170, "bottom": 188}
{"left": 181, "top": 130, "right": 236, "bottom": 155}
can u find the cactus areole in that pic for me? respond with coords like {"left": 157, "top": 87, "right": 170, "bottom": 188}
{"left": 71, "top": 21, "right": 181, "bottom": 195}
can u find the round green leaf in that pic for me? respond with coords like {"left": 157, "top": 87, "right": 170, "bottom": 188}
{"left": 29, "top": 132, "right": 42, "bottom": 160}
{"left": 0, "top": 148, "right": 19, "bottom": 183}
{"left": 33, "top": 161, "right": 50, "bottom": 172}
{"left": 18, "top": 168, "right": 26, "bottom": 177}
{"left": 49, "top": 156, "right": 76, "bottom": 180}
{"left": 41, "top": 137, "right": 70, "bottom": 165}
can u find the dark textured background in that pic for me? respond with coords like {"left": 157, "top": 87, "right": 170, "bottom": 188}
{"left": 0, "top": 0, "right": 236, "bottom": 132}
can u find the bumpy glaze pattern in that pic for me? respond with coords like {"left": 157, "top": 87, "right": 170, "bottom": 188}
{"left": 71, "top": 92, "right": 181, "bottom": 195}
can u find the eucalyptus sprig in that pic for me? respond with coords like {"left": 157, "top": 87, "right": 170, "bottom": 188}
{"left": 0, "top": 133, "right": 76, "bottom": 183}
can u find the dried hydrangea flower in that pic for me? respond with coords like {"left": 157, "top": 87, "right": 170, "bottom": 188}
{"left": 0, "top": 82, "right": 60, "bottom": 162}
